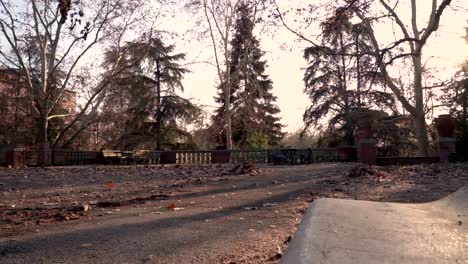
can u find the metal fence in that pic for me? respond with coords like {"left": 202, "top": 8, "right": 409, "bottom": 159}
{"left": 0, "top": 149, "right": 7, "bottom": 165}
{"left": 309, "top": 148, "right": 340, "bottom": 162}
{"left": 231, "top": 149, "right": 269, "bottom": 163}
{"left": 52, "top": 149, "right": 101, "bottom": 165}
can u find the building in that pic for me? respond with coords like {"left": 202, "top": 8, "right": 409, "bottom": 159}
{"left": 0, "top": 68, "right": 77, "bottom": 147}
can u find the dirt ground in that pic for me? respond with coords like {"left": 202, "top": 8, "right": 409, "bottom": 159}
{"left": 0, "top": 162, "right": 468, "bottom": 263}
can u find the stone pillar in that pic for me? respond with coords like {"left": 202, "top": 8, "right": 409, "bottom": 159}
{"left": 435, "top": 115, "right": 456, "bottom": 163}
{"left": 438, "top": 137, "right": 456, "bottom": 163}
{"left": 6, "top": 148, "right": 26, "bottom": 168}
{"left": 338, "top": 146, "right": 357, "bottom": 162}
{"left": 37, "top": 142, "right": 51, "bottom": 166}
{"left": 358, "top": 139, "right": 377, "bottom": 165}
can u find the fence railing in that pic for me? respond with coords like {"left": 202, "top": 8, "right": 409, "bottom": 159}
{"left": 175, "top": 150, "right": 212, "bottom": 164}
{"left": 310, "top": 148, "right": 340, "bottom": 162}
{"left": 155, "top": 148, "right": 338, "bottom": 165}
{"left": 1, "top": 148, "right": 339, "bottom": 167}
{"left": 0, "top": 149, "right": 7, "bottom": 165}
{"left": 230, "top": 149, "right": 269, "bottom": 164}
{"left": 52, "top": 149, "right": 101, "bottom": 165}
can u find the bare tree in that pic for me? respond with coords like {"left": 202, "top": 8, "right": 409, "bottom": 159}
{"left": 273, "top": 0, "right": 457, "bottom": 156}
{"left": 0, "top": 0, "right": 147, "bottom": 163}
{"left": 185, "top": 0, "right": 241, "bottom": 150}
{"left": 185, "top": 0, "right": 268, "bottom": 150}
{"left": 354, "top": 0, "right": 454, "bottom": 156}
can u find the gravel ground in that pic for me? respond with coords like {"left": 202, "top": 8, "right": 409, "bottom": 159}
{"left": 0, "top": 162, "right": 467, "bottom": 263}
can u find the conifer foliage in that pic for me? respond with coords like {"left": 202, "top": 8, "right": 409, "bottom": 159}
{"left": 214, "top": 2, "right": 284, "bottom": 148}
{"left": 303, "top": 9, "right": 395, "bottom": 146}
{"left": 101, "top": 34, "right": 201, "bottom": 150}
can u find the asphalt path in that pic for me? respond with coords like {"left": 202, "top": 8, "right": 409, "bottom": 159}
{"left": 0, "top": 164, "right": 355, "bottom": 264}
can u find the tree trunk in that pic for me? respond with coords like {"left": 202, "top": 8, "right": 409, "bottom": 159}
{"left": 224, "top": 83, "right": 233, "bottom": 150}
{"left": 413, "top": 54, "right": 430, "bottom": 156}
{"left": 156, "top": 60, "right": 162, "bottom": 150}
{"left": 37, "top": 113, "right": 51, "bottom": 166}
{"left": 224, "top": 36, "right": 233, "bottom": 150}
{"left": 225, "top": 110, "right": 233, "bottom": 149}
{"left": 355, "top": 32, "right": 361, "bottom": 108}
{"left": 414, "top": 113, "right": 430, "bottom": 156}
{"left": 340, "top": 33, "right": 353, "bottom": 146}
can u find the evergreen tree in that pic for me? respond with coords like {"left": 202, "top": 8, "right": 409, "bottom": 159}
{"left": 441, "top": 23, "right": 468, "bottom": 159}
{"left": 214, "top": 2, "right": 284, "bottom": 148}
{"left": 303, "top": 9, "right": 395, "bottom": 146}
{"left": 101, "top": 34, "right": 201, "bottom": 150}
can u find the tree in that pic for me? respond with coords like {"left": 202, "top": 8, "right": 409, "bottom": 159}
{"left": 0, "top": 0, "right": 147, "bottom": 163}
{"left": 273, "top": 0, "right": 457, "bottom": 156}
{"left": 351, "top": 0, "right": 456, "bottom": 156}
{"left": 185, "top": 0, "right": 242, "bottom": 150}
{"left": 213, "top": 1, "right": 284, "bottom": 148}
{"left": 185, "top": 0, "right": 269, "bottom": 150}
{"left": 281, "top": 129, "right": 319, "bottom": 148}
{"left": 302, "top": 9, "right": 395, "bottom": 146}
{"left": 441, "top": 23, "right": 468, "bottom": 158}
{"left": 100, "top": 34, "right": 201, "bottom": 150}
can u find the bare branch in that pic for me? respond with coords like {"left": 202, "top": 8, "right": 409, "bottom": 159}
{"left": 271, "top": 0, "right": 318, "bottom": 46}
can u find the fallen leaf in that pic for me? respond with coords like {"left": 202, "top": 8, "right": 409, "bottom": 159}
{"left": 277, "top": 245, "right": 283, "bottom": 255}
{"left": 262, "top": 203, "right": 278, "bottom": 208}
{"left": 80, "top": 243, "right": 93, "bottom": 248}
{"left": 82, "top": 204, "right": 91, "bottom": 212}
{"left": 243, "top": 207, "right": 259, "bottom": 211}
{"left": 167, "top": 203, "right": 177, "bottom": 210}
{"left": 106, "top": 181, "right": 115, "bottom": 190}
{"left": 143, "top": 254, "right": 154, "bottom": 262}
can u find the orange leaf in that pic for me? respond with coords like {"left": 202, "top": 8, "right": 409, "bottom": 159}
{"left": 167, "top": 203, "right": 176, "bottom": 210}
{"left": 106, "top": 181, "right": 115, "bottom": 190}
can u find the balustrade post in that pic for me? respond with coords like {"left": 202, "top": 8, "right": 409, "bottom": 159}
{"left": 6, "top": 148, "right": 26, "bottom": 168}
{"left": 435, "top": 115, "right": 457, "bottom": 163}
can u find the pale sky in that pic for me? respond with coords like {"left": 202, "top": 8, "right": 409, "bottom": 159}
{"left": 172, "top": 1, "right": 468, "bottom": 133}
{"left": 4, "top": 0, "right": 465, "bottom": 134}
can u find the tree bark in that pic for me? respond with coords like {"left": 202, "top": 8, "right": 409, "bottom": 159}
{"left": 156, "top": 60, "right": 162, "bottom": 150}
{"left": 37, "top": 113, "right": 51, "bottom": 166}
{"left": 414, "top": 112, "right": 430, "bottom": 156}
{"left": 355, "top": 31, "right": 361, "bottom": 108}
{"left": 224, "top": 9, "right": 233, "bottom": 150}
{"left": 200, "top": 0, "right": 235, "bottom": 150}
{"left": 413, "top": 54, "right": 429, "bottom": 156}
{"left": 339, "top": 33, "right": 353, "bottom": 146}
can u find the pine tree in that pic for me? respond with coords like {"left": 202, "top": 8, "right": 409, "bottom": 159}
{"left": 213, "top": 2, "right": 284, "bottom": 148}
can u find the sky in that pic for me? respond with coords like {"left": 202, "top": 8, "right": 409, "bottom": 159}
{"left": 1, "top": 0, "right": 466, "bottom": 134}
{"left": 171, "top": 1, "right": 468, "bottom": 133}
